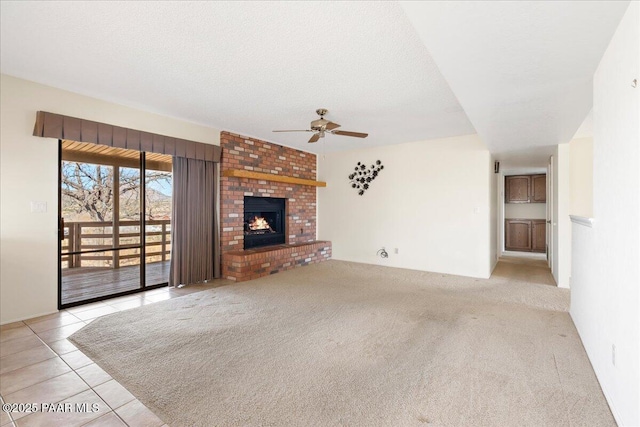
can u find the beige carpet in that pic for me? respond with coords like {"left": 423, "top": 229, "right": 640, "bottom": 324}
{"left": 69, "top": 260, "right": 614, "bottom": 427}
{"left": 492, "top": 256, "right": 558, "bottom": 286}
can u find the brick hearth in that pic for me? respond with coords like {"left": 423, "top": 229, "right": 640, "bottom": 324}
{"left": 220, "top": 131, "right": 331, "bottom": 281}
{"left": 222, "top": 241, "right": 331, "bottom": 282}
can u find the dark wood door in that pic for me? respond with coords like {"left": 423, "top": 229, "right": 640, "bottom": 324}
{"left": 505, "top": 219, "right": 532, "bottom": 251}
{"left": 532, "top": 220, "right": 546, "bottom": 253}
{"left": 505, "top": 176, "right": 530, "bottom": 203}
{"left": 532, "top": 175, "right": 546, "bottom": 203}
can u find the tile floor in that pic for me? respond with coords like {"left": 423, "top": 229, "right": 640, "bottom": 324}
{"left": 0, "top": 284, "right": 218, "bottom": 427}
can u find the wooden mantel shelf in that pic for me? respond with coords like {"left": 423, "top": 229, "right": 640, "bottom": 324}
{"left": 222, "top": 169, "right": 326, "bottom": 187}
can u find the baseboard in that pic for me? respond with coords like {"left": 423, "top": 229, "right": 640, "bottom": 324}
{"left": 570, "top": 312, "right": 625, "bottom": 426}
{"left": 490, "top": 257, "right": 499, "bottom": 275}
{"left": 598, "top": 379, "right": 624, "bottom": 427}
{"left": 1, "top": 309, "right": 60, "bottom": 326}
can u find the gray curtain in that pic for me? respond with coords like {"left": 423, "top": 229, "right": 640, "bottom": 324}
{"left": 170, "top": 157, "right": 220, "bottom": 286}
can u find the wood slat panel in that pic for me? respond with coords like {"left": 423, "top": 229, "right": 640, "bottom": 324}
{"left": 62, "top": 140, "right": 172, "bottom": 172}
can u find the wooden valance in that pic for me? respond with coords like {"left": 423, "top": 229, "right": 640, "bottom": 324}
{"left": 33, "top": 111, "right": 221, "bottom": 162}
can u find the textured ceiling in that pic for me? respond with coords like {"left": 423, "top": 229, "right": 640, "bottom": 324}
{"left": 400, "top": 0, "right": 628, "bottom": 162}
{"left": 0, "top": 1, "right": 474, "bottom": 154}
{"left": 0, "top": 2, "right": 628, "bottom": 160}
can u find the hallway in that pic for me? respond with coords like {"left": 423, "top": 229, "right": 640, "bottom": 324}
{"left": 492, "top": 256, "right": 556, "bottom": 286}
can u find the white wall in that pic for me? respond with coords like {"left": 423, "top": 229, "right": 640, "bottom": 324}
{"left": 318, "top": 134, "right": 494, "bottom": 279}
{"left": 0, "top": 74, "right": 220, "bottom": 324}
{"left": 570, "top": 3, "right": 639, "bottom": 425}
{"left": 504, "top": 203, "right": 546, "bottom": 220}
{"left": 569, "top": 137, "right": 594, "bottom": 217}
{"left": 553, "top": 144, "right": 571, "bottom": 288}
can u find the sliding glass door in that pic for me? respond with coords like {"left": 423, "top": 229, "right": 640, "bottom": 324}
{"left": 144, "top": 166, "right": 172, "bottom": 287}
{"left": 59, "top": 140, "right": 172, "bottom": 308}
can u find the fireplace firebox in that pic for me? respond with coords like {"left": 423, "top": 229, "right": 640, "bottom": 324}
{"left": 244, "top": 196, "right": 286, "bottom": 249}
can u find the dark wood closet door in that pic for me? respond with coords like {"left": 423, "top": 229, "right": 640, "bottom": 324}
{"left": 505, "top": 176, "right": 530, "bottom": 203}
{"left": 532, "top": 175, "right": 547, "bottom": 203}
{"left": 532, "top": 220, "right": 547, "bottom": 253}
{"left": 505, "top": 219, "right": 532, "bottom": 251}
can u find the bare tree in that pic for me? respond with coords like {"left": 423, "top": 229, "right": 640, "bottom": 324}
{"left": 62, "top": 162, "right": 114, "bottom": 221}
{"left": 62, "top": 162, "right": 171, "bottom": 222}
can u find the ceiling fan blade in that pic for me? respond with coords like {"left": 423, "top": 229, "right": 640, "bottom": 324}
{"left": 325, "top": 121, "right": 341, "bottom": 130}
{"left": 308, "top": 133, "right": 320, "bottom": 143}
{"left": 331, "top": 130, "right": 368, "bottom": 138}
{"left": 273, "top": 129, "right": 312, "bottom": 133}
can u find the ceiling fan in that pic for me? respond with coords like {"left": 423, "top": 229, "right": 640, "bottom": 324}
{"left": 273, "top": 109, "right": 368, "bottom": 143}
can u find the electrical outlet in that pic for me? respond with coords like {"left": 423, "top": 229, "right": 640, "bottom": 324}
{"left": 612, "top": 344, "right": 616, "bottom": 366}
{"left": 394, "top": 248, "right": 399, "bottom": 254}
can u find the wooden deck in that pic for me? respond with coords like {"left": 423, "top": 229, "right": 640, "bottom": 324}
{"left": 62, "top": 260, "right": 170, "bottom": 305}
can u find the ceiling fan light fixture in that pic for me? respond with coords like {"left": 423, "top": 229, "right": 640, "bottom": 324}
{"left": 273, "top": 109, "right": 368, "bottom": 143}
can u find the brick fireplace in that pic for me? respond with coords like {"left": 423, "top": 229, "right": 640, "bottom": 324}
{"left": 220, "top": 131, "right": 331, "bottom": 281}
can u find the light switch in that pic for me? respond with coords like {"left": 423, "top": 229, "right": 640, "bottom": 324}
{"left": 31, "top": 201, "right": 47, "bottom": 213}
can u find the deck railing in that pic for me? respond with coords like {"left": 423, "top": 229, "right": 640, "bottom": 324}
{"left": 62, "top": 219, "right": 171, "bottom": 269}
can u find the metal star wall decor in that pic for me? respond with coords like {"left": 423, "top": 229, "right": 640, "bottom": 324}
{"left": 348, "top": 160, "right": 384, "bottom": 195}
